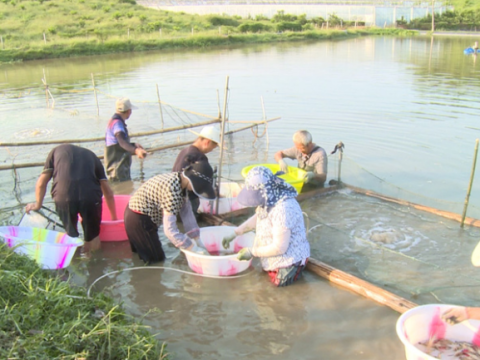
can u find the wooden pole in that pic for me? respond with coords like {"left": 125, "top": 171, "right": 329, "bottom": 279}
{"left": 156, "top": 84, "right": 164, "bottom": 129}
{"left": 0, "top": 116, "right": 274, "bottom": 171}
{"left": 91, "top": 73, "right": 99, "bottom": 116}
{"left": 0, "top": 118, "right": 222, "bottom": 147}
{"left": 43, "top": 33, "right": 47, "bottom": 45}
{"left": 1, "top": 36, "right": 3, "bottom": 50}
{"left": 200, "top": 210, "right": 417, "bottom": 314}
{"left": 215, "top": 76, "right": 229, "bottom": 215}
{"left": 261, "top": 96, "right": 269, "bottom": 147}
{"left": 431, "top": 0, "right": 435, "bottom": 32}
{"left": 42, "top": 69, "right": 49, "bottom": 107}
{"left": 461, "top": 139, "right": 479, "bottom": 228}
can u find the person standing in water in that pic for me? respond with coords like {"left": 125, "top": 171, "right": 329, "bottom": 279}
{"left": 104, "top": 97, "right": 147, "bottom": 182}
{"left": 25, "top": 144, "right": 117, "bottom": 253}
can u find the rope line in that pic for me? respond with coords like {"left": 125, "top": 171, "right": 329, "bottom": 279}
{"left": 87, "top": 266, "right": 253, "bottom": 298}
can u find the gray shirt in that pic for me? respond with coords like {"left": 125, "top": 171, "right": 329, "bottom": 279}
{"left": 281, "top": 144, "right": 327, "bottom": 186}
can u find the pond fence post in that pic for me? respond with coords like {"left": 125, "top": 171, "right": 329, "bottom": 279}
{"left": 43, "top": 33, "right": 47, "bottom": 45}
{"left": 156, "top": 84, "right": 164, "bottom": 129}
{"left": 461, "top": 139, "right": 479, "bottom": 228}
{"left": 261, "top": 96, "right": 269, "bottom": 147}
{"left": 159, "top": 28, "right": 162, "bottom": 36}
{"left": 1, "top": 36, "right": 3, "bottom": 50}
{"left": 219, "top": 26, "right": 221, "bottom": 34}
{"left": 42, "top": 68, "right": 49, "bottom": 107}
{"left": 91, "top": 73, "right": 99, "bottom": 116}
{"left": 128, "top": 28, "right": 130, "bottom": 38}
{"left": 215, "top": 75, "right": 229, "bottom": 215}
{"left": 191, "top": 27, "right": 194, "bottom": 35}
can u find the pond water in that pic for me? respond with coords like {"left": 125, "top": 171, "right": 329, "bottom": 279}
{"left": 1, "top": 35, "right": 480, "bottom": 359}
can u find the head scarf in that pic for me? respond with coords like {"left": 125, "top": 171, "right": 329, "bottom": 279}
{"left": 238, "top": 166, "right": 298, "bottom": 219}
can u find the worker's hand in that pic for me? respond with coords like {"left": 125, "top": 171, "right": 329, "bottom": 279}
{"left": 135, "top": 147, "right": 147, "bottom": 159}
{"left": 186, "top": 242, "right": 209, "bottom": 255}
{"left": 442, "top": 307, "right": 469, "bottom": 325}
{"left": 222, "top": 229, "right": 238, "bottom": 249}
{"left": 237, "top": 247, "right": 253, "bottom": 261}
{"left": 278, "top": 159, "right": 289, "bottom": 174}
{"left": 25, "top": 202, "right": 41, "bottom": 214}
{"left": 302, "top": 171, "right": 315, "bottom": 183}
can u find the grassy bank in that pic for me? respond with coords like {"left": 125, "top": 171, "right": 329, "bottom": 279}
{"left": 0, "top": 0, "right": 416, "bottom": 63}
{"left": 0, "top": 243, "right": 167, "bottom": 359}
{"left": 0, "top": 28, "right": 415, "bottom": 63}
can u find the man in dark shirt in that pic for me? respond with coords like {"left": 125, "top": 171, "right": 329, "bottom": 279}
{"left": 172, "top": 125, "right": 222, "bottom": 214}
{"left": 25, "top": 144, "right": 117, "bottom": 253}
{"left": 104, "top": 97, "right": 147, "bottom": 182}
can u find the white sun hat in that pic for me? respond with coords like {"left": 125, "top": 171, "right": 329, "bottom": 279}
{"left": 189, "top": 125, "right": 226, "bottom": 148}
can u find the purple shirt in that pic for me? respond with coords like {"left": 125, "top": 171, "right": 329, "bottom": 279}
{"left": 105, "top": 114, "right": 127, "bottom": 146}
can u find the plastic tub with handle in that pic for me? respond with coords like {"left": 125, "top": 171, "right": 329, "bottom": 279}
{"left": 241, "top": 164, "right": 306, "bottom": 194}
{"left": 0, "top": 226, "right": 83, "bottom": 269}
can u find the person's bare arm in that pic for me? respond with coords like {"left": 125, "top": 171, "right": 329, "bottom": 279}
{"left": 25, "top": 172, "right": 52, "bottom": 213}
{"left": 100, "top": 180, "right": 117, "bottom": 220}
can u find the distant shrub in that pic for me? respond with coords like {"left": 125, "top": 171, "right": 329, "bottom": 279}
{"left": 272, "top": 10, "right": 298, "bottom": 23}
{"left": 118, "top": 0, "right": 136, "bottom": 4}
{"left": 238, "top": 22, "right": 271, "bottom": 33}
{"left": 275, "top": 21, "right": 302, "bottom": 32}
{"left": 47, "top": 26, "right": 57, "bottom": 34}
{"left": 206, "top": 15, "right": 239, "bottom": 27}
{"left": 255, "top": 14, "right": 269, "bottom": 21}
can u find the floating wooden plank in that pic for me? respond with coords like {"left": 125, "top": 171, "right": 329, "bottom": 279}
{"left": 306, "top": 258, "right": 417, "bottom": 314}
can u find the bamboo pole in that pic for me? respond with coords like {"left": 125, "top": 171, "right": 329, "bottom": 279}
{"left": 0, "top": 118, "right": 274, "bottom": 171}
{"left": 0, "top": 118, "right": 221, "bottom": 147}
{"left": 461, "top": 139, "right": 479, "bottom": 228}
{"left": 91, "top": 73, "right": 99, "bottom": 116}
{"left": 156, "top": 84, "right": 164, "bottom": 129}
{"left": 261, "top": 96, "right": 269, "bottom": 147}
{"left": 215, "top": 76, "right": 229, "bottom": 215}
{"left": 42, "top": 69, "right": 49, "bottom": 107}
{"left": 200, "top": 210, "right": 417, "bottom": 314}
{"left": 347, "top": 184, "right": 480, "bottom": 228}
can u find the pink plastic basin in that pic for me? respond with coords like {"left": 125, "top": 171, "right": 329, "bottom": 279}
{"left": 99, "top": 195, "right": 130, "bottom": 242}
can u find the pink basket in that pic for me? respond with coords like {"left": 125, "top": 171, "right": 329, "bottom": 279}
{"left": 99, "top": 195, "right": 130, "bottom": 242}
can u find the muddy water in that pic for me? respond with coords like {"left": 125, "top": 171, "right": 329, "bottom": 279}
{"left": 2, "top": 35, "right": 480, "bottom": 359}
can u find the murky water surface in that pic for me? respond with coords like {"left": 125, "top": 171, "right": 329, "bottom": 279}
{"left": 2, "top": 35, "right": 480, "bottom": 359}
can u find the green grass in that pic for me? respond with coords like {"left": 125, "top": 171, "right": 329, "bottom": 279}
{"left": 0, "top": 0, "right": 418, "bottom": 62}
{"left": 0, "top": 243, "right": 168, "bottom": 359}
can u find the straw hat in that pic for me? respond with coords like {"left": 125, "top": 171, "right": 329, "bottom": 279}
{"left": 189, "top": 125, "right": 226, "bottom": 148}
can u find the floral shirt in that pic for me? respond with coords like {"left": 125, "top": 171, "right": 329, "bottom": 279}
{"left": 254, "top": 198, "right": 310, "bottom": 271}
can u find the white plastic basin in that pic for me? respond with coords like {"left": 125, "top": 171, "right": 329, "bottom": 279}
{"left": 180, "top": 226, "right": 255, "bottom": 276}
{"left": 198, "top": 182, "right": 245, "bottom": 215}
{"left": 396, "top": 304, "right": 480, "bottom": 360}
{"left": 0, "top": 226, "right": 83, "bottom": 269}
